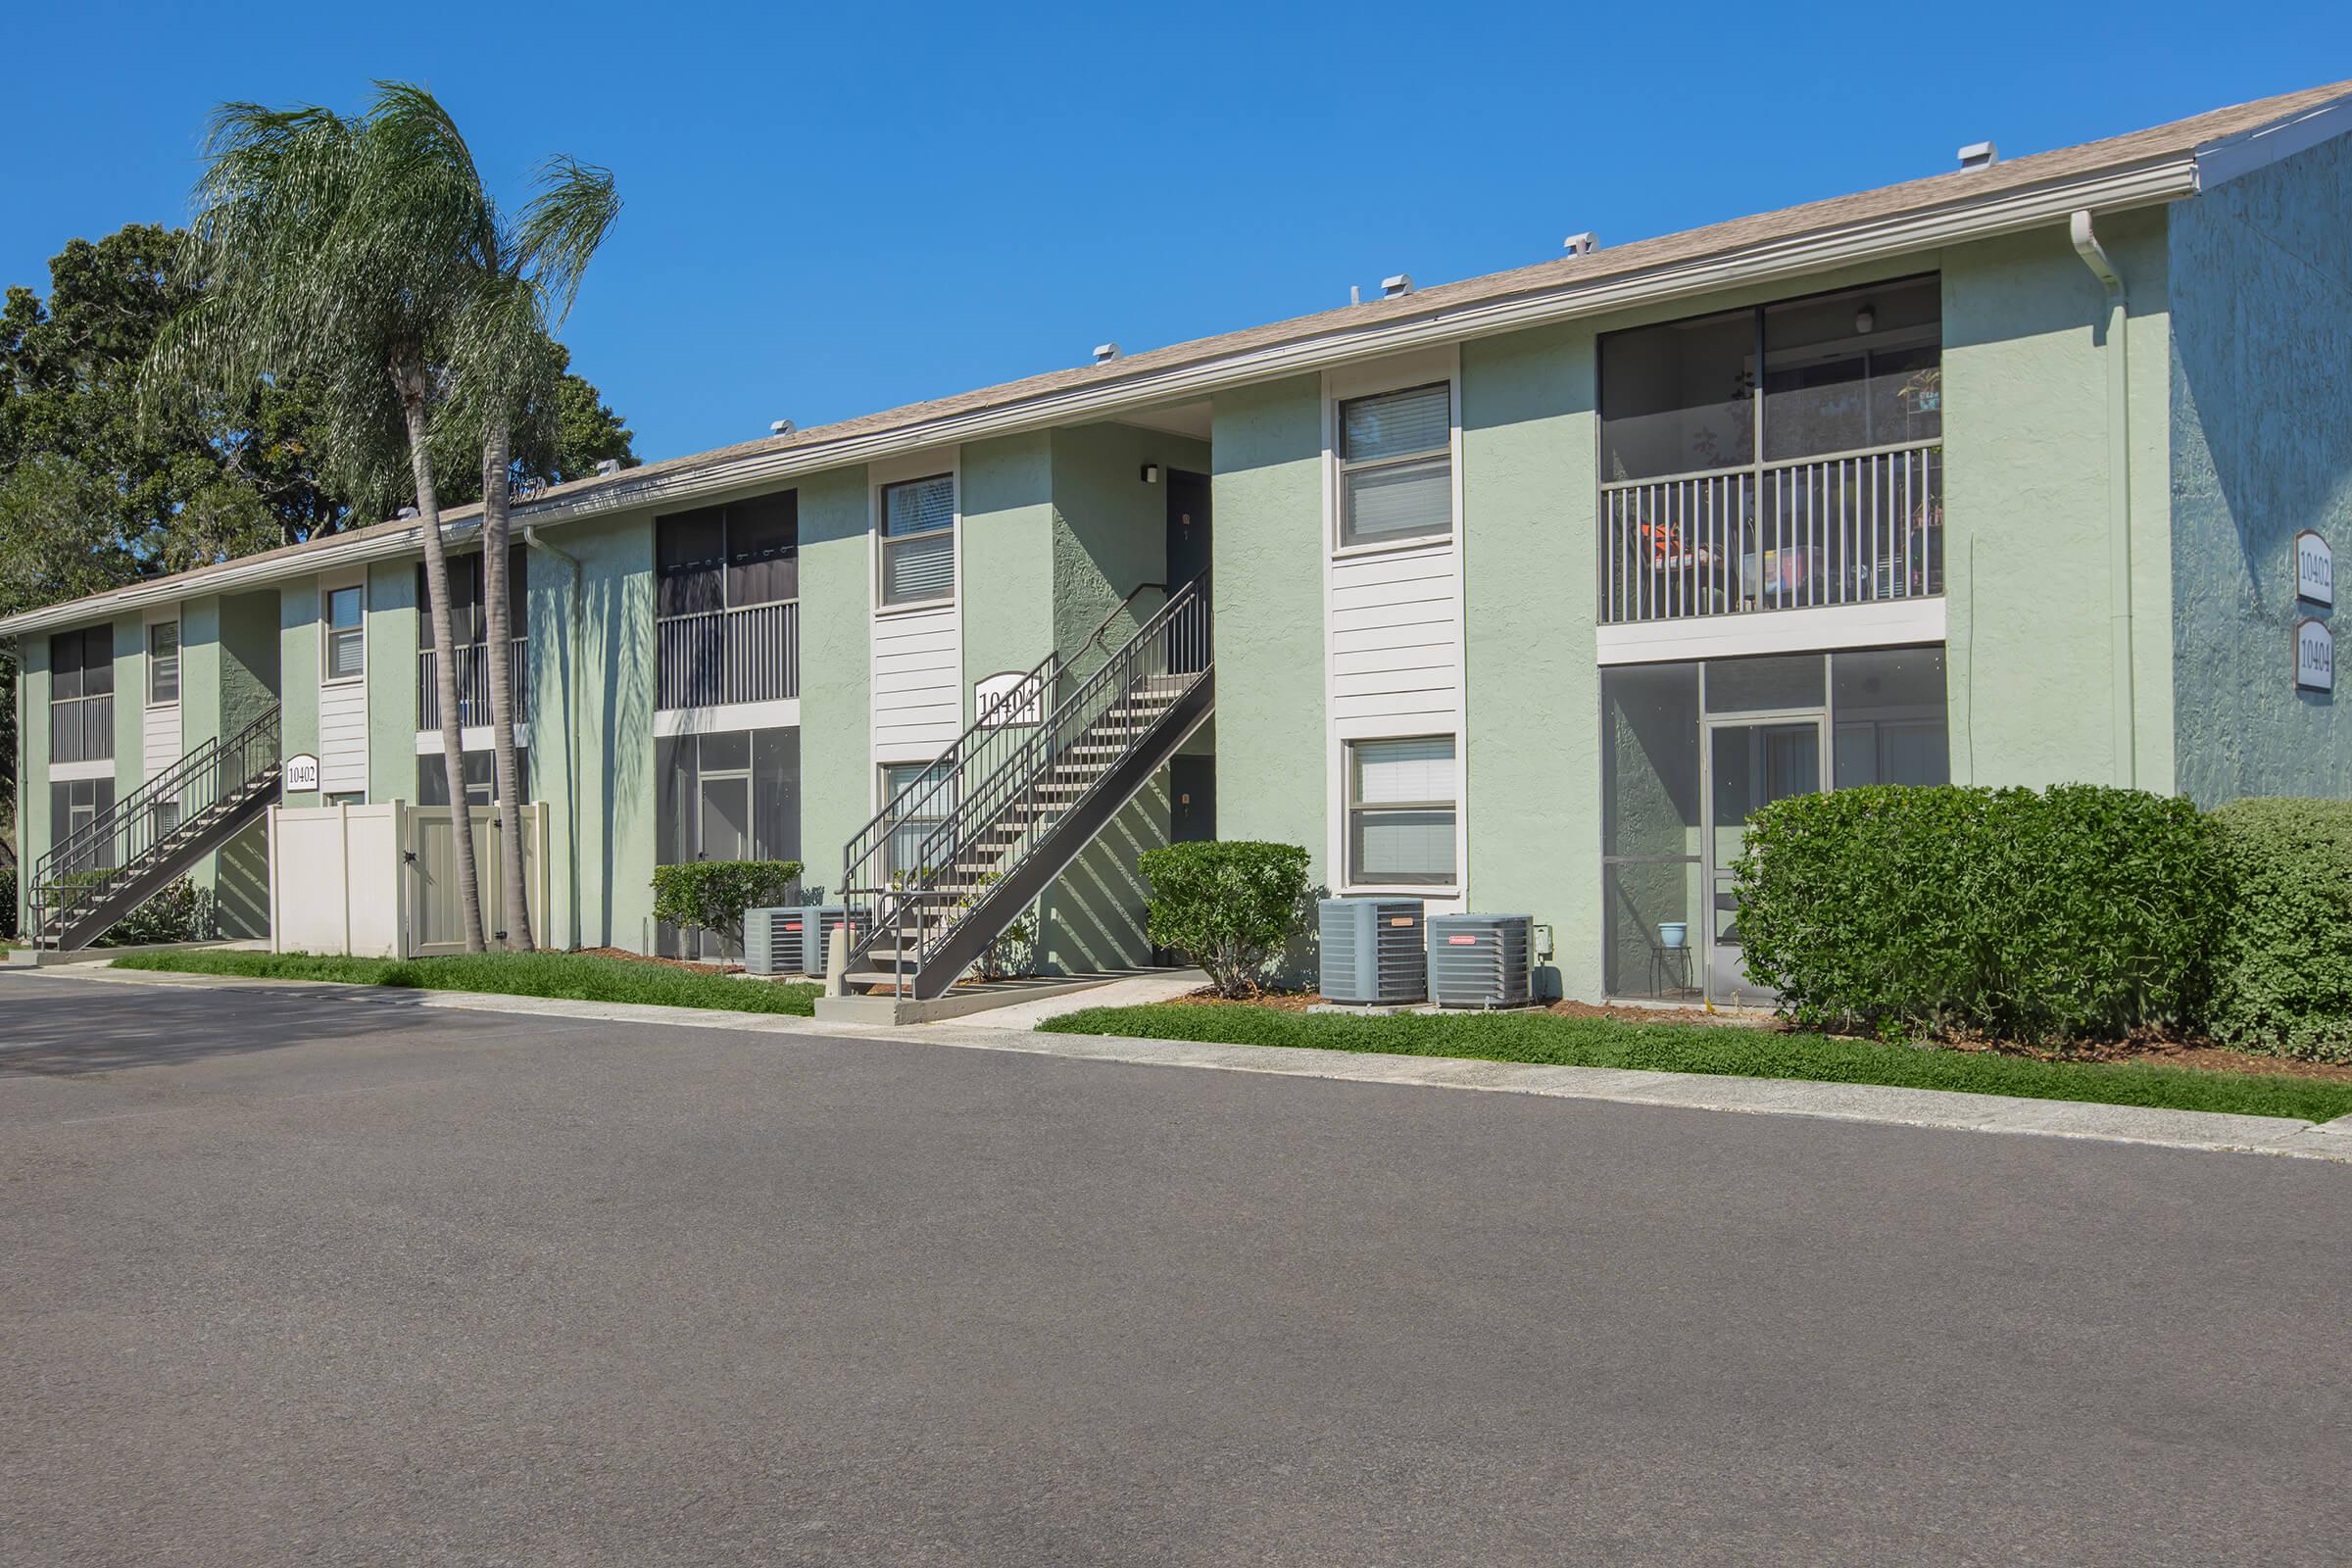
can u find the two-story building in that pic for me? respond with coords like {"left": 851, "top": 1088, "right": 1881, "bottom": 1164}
{"left": 10, "top": 80, "right": 2351, "bottom": 1006}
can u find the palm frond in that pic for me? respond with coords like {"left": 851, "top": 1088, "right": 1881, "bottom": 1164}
{"left": 514, "top": 156, "right": 621, "bottom": 323}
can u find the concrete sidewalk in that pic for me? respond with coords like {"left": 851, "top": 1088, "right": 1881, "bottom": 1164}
{"left": 27, "top": 962, "right": 2352, "bottom": 1165}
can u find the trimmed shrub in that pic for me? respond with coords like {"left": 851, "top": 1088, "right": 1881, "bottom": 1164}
{"left": 649, "top": 859, "right": 805, "bottom": 947}
{"left": 101, "top": 877, "right": 218, "bottom": 947}
{"left": 2206, "top": 798, "right": 2352, "bottom": 1062}
{"left": 1137, "top": 841, "right": 1311, "bottom": 998}
{"left": 1735, "top": 784, "right": 2219, "bottom": 1042}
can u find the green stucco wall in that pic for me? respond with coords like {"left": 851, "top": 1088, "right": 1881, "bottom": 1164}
{"left": 365, "top": 558, "right": 420, "bottom": 805}
{"left": 798, "top": 464, "right": 872, "bottom": 902}
{"left": 1210, "top": 374, "right": 1328, "bottom": 981}
{"left": 1462, "top": 321, "right": 1599, "bottom": 1000}
{"left": 1940, "top": 214, "right": 2176, "bottom": 792}
{"left": 278, "top": 581, "right": 321, "bottom": 808}
{"left": 557, "top": 514, "right": 657, "bottom": 951}
{"left": 15, "top": 638, "right": 50, "bottom": 932}
{"left": 2168, "top": 133, "right": 2352, "bottom": 803}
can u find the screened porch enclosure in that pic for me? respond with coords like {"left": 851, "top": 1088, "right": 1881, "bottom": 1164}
{"left": 1598, "top": 276, "right": 1944, "bottom": 625}
{"left": 1600, "top": 646, "right": 1950, "bottom": 1004}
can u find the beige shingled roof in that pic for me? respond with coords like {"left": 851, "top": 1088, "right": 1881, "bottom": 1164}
{"left": 8, "top": 75, "right": 2348, "bottom": 633}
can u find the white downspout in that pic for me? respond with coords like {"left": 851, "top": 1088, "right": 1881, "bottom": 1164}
{"left": 522, "top": 527, "right": 583, "bottom": 949}
{"left": 2070, "top": 210, "right": 2135, "bottom": 788}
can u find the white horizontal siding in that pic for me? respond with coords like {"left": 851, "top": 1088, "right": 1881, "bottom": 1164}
{"left": 1328, "top": 543, "right": 1462, "bottom": 740}
{"left": 871, "top": 604, "right": 960, "bottom": 760}
{"left": 141, "top": 702, "right": 181, "bottom": 782}
{"left": 320, "top": 680, "right": 368, "bottom": 794}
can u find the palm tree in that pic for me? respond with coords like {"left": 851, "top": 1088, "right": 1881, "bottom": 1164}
{"left": 437, "top": 141, "right": 620, "bottom": 952}
{"left": 151, "top": 91, "right": 497, "bottom": 949}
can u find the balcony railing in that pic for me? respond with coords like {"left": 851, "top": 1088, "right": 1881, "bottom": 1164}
{"left": 657, "top": 599, "right": 799, "bottom": 710}
{"left": 1599, "top": 443, "right": 1942, "bottom": 625}
{"left": 418, "top": 639, "right": 529, "bottom": 731}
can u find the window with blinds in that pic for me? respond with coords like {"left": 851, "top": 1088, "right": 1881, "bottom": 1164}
{"left": 881, "top": 760, "right": 956, "bottom": 876}
{"left": 879, "top": 474, "right": 956, "bottom": 607}
{"left": 324, "top": 586, "right": 365, "bottom": 682}
{"left": 1348, "top": 735, "right": 1456, "bottom": 886}
{"left": 146, "top": 621, "right": 179, "bottom": 705}
{"left": 1338, "top": 383, "right": 1453, "bottom": 549}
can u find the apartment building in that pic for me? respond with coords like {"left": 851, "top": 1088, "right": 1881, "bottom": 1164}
{"left": 9, "top": 80, "right": 2349, "bottom": 1006}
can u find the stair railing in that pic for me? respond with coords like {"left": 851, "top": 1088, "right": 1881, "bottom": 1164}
{"left": 853, "top": 577, "right": 1210, "bottom": 995}
{"left": 838, "top": 579, "right": 1175, "bottom": 939}
{"left": 26, "top": 704, "right": 282, "bottom": 949}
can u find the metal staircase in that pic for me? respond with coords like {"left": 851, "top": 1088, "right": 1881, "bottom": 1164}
{"left": 839, "top": 578, "right": 1213, "bottom": 1001}
{"left": 26, "top": 706, "right": 284, "bottom": 953}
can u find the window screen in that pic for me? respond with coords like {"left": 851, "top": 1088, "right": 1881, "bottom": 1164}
{"left": 1348, "top": 736, "right": 1456, "bottom": 885}
{"left": 1338, "top": 384, "right": 1452, "bottom": 548}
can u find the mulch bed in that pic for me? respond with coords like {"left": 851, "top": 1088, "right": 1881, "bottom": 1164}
{"left": 1160, "top": 986, "right": 2350, "bottom": 1081}
{"left": 578, "top": 946, "right": 742, "bottom": 977}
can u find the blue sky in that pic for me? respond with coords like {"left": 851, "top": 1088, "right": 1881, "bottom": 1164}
{"left": 6, "top": 2, "right": 2346, "bottom": 463}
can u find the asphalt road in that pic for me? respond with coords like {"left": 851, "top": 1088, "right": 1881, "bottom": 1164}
{"left": 3, "top": 972, "right": 2347, "bottom": 1567}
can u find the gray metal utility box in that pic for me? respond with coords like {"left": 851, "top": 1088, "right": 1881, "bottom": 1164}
{"left": 1317, "top": 898, "right": 1427, "bottom": 1004}
{"left": 1426, "top": 913, "right": 1534, "bottom": 1007}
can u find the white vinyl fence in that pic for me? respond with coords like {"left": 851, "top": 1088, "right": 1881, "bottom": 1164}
{"left": 268, "top": 802, "right": 547, "bottom": 958}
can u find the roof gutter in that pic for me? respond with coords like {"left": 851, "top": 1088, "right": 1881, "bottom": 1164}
{"left": 0, "top": 153, "right": 2200, "bottom": 638}
{"left": 2069, "top": 210, "right": 2136, "bottom": 789}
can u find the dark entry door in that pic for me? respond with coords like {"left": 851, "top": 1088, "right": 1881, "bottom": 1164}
{"left": 1166, "top": 470, "right": 1211, "bottom": 589}
{"left": 1169, "top": 755, "right": 1216, "bottom": 844}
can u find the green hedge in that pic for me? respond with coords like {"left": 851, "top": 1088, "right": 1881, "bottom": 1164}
{"left": 2206, "top": 799, "right": 2352, "bottom": 1062}
{"left": 1137, "top": 841, "right": 1311, "bottom": 998}
{"left": 648, "top": 859, "right": 805, "bottom": 947}
{"left": 1735, "top": 785, "right": 2219, "bottom": 1042}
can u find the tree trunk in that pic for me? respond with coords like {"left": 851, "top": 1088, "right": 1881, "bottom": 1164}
{"left": 397, "top": 370, "right": 486, "bottom": 953}
{"left": 479, "top": 422, "right": 535, "bottom": 951}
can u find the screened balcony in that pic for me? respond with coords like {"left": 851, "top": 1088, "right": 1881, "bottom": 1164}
{"left": 657, "top": 599, "right": 800, "bottom": 709}
{"left": 655, "top": 490, "right": 801, "bottom": 710}
{"left": 418, "top": 639, "right": 528, "bottom": 730}
{"left": 1597, "top": 275, "right": 1944, "bottom": 626}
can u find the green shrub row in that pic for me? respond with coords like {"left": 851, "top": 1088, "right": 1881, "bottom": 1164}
{"left": 1736, "top": 785, "right": 2352, "bottom": 1059}
{"left": 2204, "top": 799, "right": 2352, "bottom": 1062}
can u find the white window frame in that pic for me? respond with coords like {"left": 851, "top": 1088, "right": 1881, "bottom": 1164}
{"left": 872, "top": 467, "right": 959, "bottom": 612}
{"left": 320, "top": 577, "right": 368, "bottom": 686}
{"left": 1344, "top": 735, "right": 1460, "bottom": 891}
{"left": 145, "top": 618, "right": 180, "bottom": 708}
{"left": 1328, "top": 372, "right": 1460, "bottom": 559}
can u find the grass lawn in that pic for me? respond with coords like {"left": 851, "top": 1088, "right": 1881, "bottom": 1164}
{"left": 111, "top": 949, "right": 820, "bottom": 1016}
{"left": 1040, "top": 1004, "right": 2352, "bottom": 1124}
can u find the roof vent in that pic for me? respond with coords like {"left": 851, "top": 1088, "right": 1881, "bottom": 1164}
{"left": 1958, "top": 140, "right": 1998, "bottom": 171}
{"left": 1093, "top": 342, "right": 1122, "bottom": 365}
{"left": 1562, "top": 231, "right": 1599, "bottom": 256}
{"left": 594, "top": 458, "right": 621, "bottom": 476}
{"left": 1381, "top": 273, "right": 1414, "bottom": 299}
{"left": 768, "top": 418, "right": 795, "bottom": 437}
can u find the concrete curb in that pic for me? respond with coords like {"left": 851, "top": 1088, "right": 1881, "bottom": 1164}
{"left": 29, "top": 962, "right": 2352, "bottom": 1165}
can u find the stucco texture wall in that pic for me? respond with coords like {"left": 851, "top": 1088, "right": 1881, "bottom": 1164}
{"left": 2168, "top": 133, "right": 2352, "bottom": 804}
{"left": 1037, "top": 423, "right": 1210, "bottom": 972}
{"left": 278, "top": 580, "right": 321, "bottom": 808}
{"left": 1940, "top": 214, "right": 2175, "bottom": 792}
{"left": 1210, "top": 376, "right": 1329, "bottom": 924}
{"left": 1462, "top": 321, "right": 1599, "bottom": 1001}
{"left": 554, "top": 513, "right": 656, "bottom": 950}
{"left": 15, "top": 638, "right": 50, "bottom": 930}
{"left": 796, "top": 464, "right": 873, "bottom": 900}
